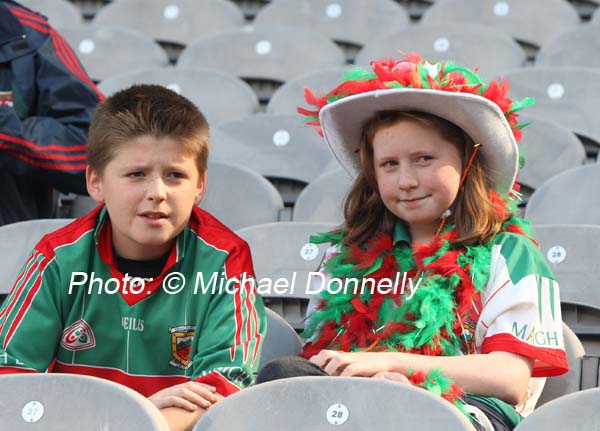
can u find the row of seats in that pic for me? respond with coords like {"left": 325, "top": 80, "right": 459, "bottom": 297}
{"left": 0, "top": 320, "right": 592, "bottom": 430}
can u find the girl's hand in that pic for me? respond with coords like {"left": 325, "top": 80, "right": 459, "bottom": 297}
{"left": 372, "top": 371, "right": 412, "bottom": 385}
{"left": 148, "top": 381, "right": 219, "bottom": 411}
{"left": 309, "top": 350, "right": 402, "bottom": 377}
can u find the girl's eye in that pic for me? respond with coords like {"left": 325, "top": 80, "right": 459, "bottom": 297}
{"left": 416, "top": 155, "right": 433, "bottom": 163}
{"left": 381, "top": 160, "right": 398, "bottom": 167}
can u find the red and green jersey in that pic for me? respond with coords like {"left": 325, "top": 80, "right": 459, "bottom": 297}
{"left": 0, "top": 206, "right": 266, "bottom": 398}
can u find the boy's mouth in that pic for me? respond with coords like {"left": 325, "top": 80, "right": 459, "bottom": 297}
{"left": 139, "top": 211, "right": 168, "bottom": 219}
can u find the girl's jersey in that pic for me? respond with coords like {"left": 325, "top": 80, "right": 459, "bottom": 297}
{"left": 0, "top": 206, "right": 266, "bottom": 397}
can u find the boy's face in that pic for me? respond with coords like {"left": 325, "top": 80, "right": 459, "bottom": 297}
{"left": 86, "top": 135, "right": 206, "bottom": 260}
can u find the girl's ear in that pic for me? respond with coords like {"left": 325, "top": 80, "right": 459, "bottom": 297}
{"left": 86, "top": 166, "right": 105, "bottom": 203}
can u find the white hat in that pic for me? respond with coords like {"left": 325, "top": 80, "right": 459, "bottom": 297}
{"left": 299, "top": 54, "right": 533, "bottom": 196}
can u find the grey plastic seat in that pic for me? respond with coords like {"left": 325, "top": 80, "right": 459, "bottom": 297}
{"left": 19, "top": 0, "right": 83, "bottom": 27}
{"left": 0, "top": 374, "right": 169, "bottom": 430}
{"left": 267, "top": 67, "right": 352, "bottom": 115}
{"left": 69, "top": 162, "right": 285, "bottom": 230}
{"left": 514, "top": 388, "right": 600, "bottom": 430}
{"left": 593, "top": 5, "right": 600, "bottom": 22}
{"left": 98, "top": 67, "right": 259, "bottom": 126}
{"left": 0, "top": 219, "right": 73, "bottom": 298}
{"left": 235, "top": 222, "right": 337, "bottom": 330}
{"left": 253, "top": 0, "right": 410, "bottom": 61}
{"left": 58, "top": 25, "right": 169, "bottom": 82}
{"left": 502, "top": 67, "right": 600, "bottom": 153}
{"left": 212, "top": 114, "right": 334, "bottom": 205}
{"left": 292, "top": 168, "right": 352, "bottom": 223}
{"left": 356, "top": 24, "right": 526, "bottom": 81}
{"left": 177, "top": 27, "right": 346, "bottom": 102}
{"left": 260, "top": 308, "right": 302, "bottom": 371}
{"left": 535, "top": 24, "right": 600, "bottom": 69}
{"left": 517, "top": 116, "right": 586, "bottom": 200}
{"left": 201, "top": 161, "right": 284, "bottom": 230}
{"left": 536, "top": 323, "right": 585, "bottom": 406}
{"left": 532, "top": 224, "right": 600, "bottom": 356}
{"left": 421, "top": 0, "right": 580, "bottom": 51}
{"left": 92, "top": 0, "right": 244, "bottom": 46}
{"left": 525, "top": 165, "right": 600, "bottom": 225}
{"left": 194, "top": 376, "right": 476, "bottom": 431}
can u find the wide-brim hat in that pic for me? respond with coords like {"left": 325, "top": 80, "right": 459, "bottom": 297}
{"left": 320, "top": 89, "right": 518, "bottom": 195}
{"left": 299, "top": 54, "right": 533, "bottom": 197}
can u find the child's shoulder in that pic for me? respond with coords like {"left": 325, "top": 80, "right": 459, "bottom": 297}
{"left": 188, "top": 207, "right": 251, "bottom": 256}
{"left": 490, "top": 230, "right": 554, "bottom": 282}
{"left": 34, "top": 213, "right": 98, "bottom": 260}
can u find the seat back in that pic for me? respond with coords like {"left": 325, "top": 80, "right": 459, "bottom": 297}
{"left": 292, "top": 168, "right": 352, "bottom": 223}
{"left": 235, "top": 222, "right": 337, "bottom": 329}
{"left": 194, "top": 376, "right": 476, "bottom": 431}
{"left": 535, "top": 24, "right": 600, "bottom": 69}
{"left": 59, "top": 25, "right": 169, "bottom": 82}
{"left": 0, "top": 219, "right": 73, "bottom": 297}
{"left": 514, "top": 388, "right": 600, "bottom": 430}
{"left": 0, "top": 374, "right": 169, "bottom": 430}
{"left": 99, "top": 67, "right": 258, "bottom": 126}
{"left": 356, "top": 23, "right": 526, "bottom": 80}
{"left": 19, "top": 0, "right": 83, "bottom": 27}
{"left": 525, "top": 166, "right": 600, "bottom": 225}
{"left": 260, "top": 308, "right": 302, "bottom": 371}
{"left": 537, "top": 322, "right": 585, "bottom": 406}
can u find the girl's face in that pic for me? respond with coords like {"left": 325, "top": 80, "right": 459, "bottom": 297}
{"left": 372, "top": 118, "right": 463, "bottom": 244}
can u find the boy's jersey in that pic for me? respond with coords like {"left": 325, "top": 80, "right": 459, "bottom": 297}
{"left": 0, "top": 206, "right": 266, "bottom": 397}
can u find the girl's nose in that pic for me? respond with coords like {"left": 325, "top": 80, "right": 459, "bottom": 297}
{"left": 397, "top": 168, "right": 418, "bottom": 190}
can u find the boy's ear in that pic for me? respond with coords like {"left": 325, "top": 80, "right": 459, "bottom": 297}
{"left": 86, "top": 166, "right": 105, "bottom": 203}
{"left": 194, "top": 171, "right": 207, "bottom": 206}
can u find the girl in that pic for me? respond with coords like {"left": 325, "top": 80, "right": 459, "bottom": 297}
{"left": 258, "top": 54, "right": 568, "bottom": 431}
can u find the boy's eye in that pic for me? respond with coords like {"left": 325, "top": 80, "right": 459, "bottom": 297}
{"left": 127, "top": 171, "right": 144, "bottom": 178}
{"left": 168, "top": 172, "right": 185, "bottom": 179}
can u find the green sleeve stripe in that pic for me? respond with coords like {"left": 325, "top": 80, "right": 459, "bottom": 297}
{"left": 496, "top": 233, "right": 554, "bottom": 285}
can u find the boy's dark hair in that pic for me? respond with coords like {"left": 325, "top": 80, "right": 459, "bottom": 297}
{"left": 87, "top": 84, "right": 209, "bottom": 175}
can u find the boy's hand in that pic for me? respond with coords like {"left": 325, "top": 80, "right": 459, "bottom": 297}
{"left": 149, "top": 381, "right": 220, "bottom": 411}
{"left": 309, "top": 350, "right": 403, "bottom": 377}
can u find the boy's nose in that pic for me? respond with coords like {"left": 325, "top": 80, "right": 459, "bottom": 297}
{"left": 146, "top": 178, "right": 168, "bottom": 201}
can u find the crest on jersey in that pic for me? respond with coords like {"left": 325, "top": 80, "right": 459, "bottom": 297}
{"left": 0, "top": 91, "right": 14, "bottom": 108}
{"left": 169, "top": 325, "right": 195, "bottom": 370}
{"left": 61, "top": 319, "right": 96, "bottom": 351}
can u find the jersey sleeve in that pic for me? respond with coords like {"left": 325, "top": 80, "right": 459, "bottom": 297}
{"left": 476, "top": 233, "right": 568, "bottom": 377}
{"left": 0, "top": 248, "right": 62, "bottom": 374}
{"left": 190, "top": 241, "right": 266, "bottom": 396}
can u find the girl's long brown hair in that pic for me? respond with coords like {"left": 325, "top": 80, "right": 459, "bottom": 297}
{"left": 343, "top": 111, "right": 509, "bottom": 246}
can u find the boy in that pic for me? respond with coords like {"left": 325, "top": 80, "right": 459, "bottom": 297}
{"left": 0, "top": 85, "right": 266, "bottom": 431}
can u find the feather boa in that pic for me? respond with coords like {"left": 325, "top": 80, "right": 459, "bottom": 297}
{"left": 301, "top": 215, "right": 535, "bottom": 411}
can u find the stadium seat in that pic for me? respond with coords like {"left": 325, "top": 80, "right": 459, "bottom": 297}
{"left": 92, "top": 0, "right": 244, "bottom": 47}
{"left": 253, "top": 0, "right": 410, "bottom": 61}
{"left": 535, "top": 24, "right": 600, "bottom": 69}
{"left": 177, "top": 27, "right": 346, "bottom": 103}
{"left": 58, "top": 25, "right": 169, "bottom": 82}
{"left": 98, "top": 67, "right": 259, "bottom": 126}
{"left": 502, "top": 67, "right": 600, "bottom": 154}
{"left": 19, "top": 0, "right": 83, "bottom": 27}
{"left": 517, "top": 116, "right": 586, "bottom": 201}
{"left": 593, "top": 4, "right": 600, "bottom": 22}
{"left": 536, "top": 323, "right": 585, "bottom": 406}
{"left": 356, "top": 23, "right": 526, "bottom": 81}
{"left": 260, "top": 308, "right": 302, "bottom": 371}
{"left": 420, "top": 0, "right": 580, "bottom": 53}
{"left": 266, "top": 66, "right": 352, "bottom": 115}
{"left": 193, "top": 376, "right": 477, "bottom": 430}
{"left": 0, "top": 374, "right": 169, "bottom": 430}
{"left": 532, "top": 224, "right": 600, "bottom": 356}
{"left": 0, "top": 219, "right": 73, "bottom": 301}
{"left": 212, "top": 114, "right": 334, "bottom": 205}
{"left": 525, "top": 165, "right": 600, "bottom": 225}
{"left": 69, "top": 161, "right": 285, "bottom": 230}
{"left": 292, "top": 168, "right": 352, "bottom": 223}
{"left": 200, "top": 161, "right": 284, "bottom": 230}
{"left": 514, "top": 388, "right": 600, "bottom": 430}
{"left": 235, "top": 222, "right": 337, "bottom": 330}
